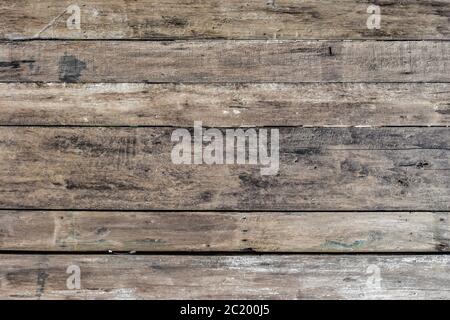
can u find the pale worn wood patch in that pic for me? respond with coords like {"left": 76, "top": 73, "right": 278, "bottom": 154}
{"left": 1, "top": 83, "right": 450, "bottom": 126}
{"left": 0, "top": 255, "right": 449, "bottom": 299}
{"left": 1, "top": 0, "right": 449, "bottom": 40}
{"left": 0, "top": 211, "right": 448, "bottom": 252}
{"left": 1, "top": 41, "right": 450, "bottom": 82}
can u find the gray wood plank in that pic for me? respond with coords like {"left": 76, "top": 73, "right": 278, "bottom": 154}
{"left": 1, "top": 0, "right": 449, "bottom": 40}
{"left": 1, "top": 41, "right": 450, "bottom": 83}
{"left": 0, "top": 211, "right": 447, "bottom": 252}
{"left": 1, "top": 127, "right": 450, "bottom": 210}
{"left": 0, "top": 254, "right": 449, "bottom": 299}
{"left": 1, "top": 83, "right": 450, "bottom": 126}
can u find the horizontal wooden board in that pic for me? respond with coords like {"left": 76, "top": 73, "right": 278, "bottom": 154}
{"left": 1, "top": 127, "right": 450, "bottom": 211}
{"left": 0, "top": 211, "right": 448, "bottom": 252}
{"left": 2, "top": 83, "right": 450, "bottom": 126}
{"left": 1, "top": 41, "right": 450, "bottom": 83}
{"left": 1, "top": 0, "right": 450, "bottom": 40}
{"left": 0, "top": 254, "right": 449, "bottom": 299}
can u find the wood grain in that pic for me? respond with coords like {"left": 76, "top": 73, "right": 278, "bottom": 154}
{"left": 1, "top": 41, "right": 450, "bottom": 83}
{"left": 1, "top": 127, "right": 450, "bottom": 211}
{"left": 2, "top": 82, "right": 450, "bottom": 126}
{"left": 1, "top": 0, "right": 450, "bottom": 40}
{"left": 1, "top": 0, "right": 448, "bottom": 302}
{"left": 0, "top": 211, "right": 448, "bottom": 252}
{"left": 1, "top": 254, "right": 449, "bottom": 299}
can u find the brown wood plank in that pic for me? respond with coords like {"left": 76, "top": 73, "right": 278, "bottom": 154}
{"left": 1, "top": 127, "right": 450, "bottom": 211}
{"left": 1, "top": 0, "right": 449, "bottom": 40}
{"left": 1, "top": 41, "right": 450, "bottom": 83}
{"left": 0, "top": 211, "right": 448, "bottom": 252}
{"left": 0, "top": 254, "right": 449, "bottom": 299}
{"left": 2, "top": 83, "right": 450, "bottom": 126}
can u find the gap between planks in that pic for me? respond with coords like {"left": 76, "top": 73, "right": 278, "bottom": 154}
{"left": 1, "top": 251, "right": 450, "bottom": 256}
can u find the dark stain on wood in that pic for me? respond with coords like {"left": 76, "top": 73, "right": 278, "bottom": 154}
{"left": 0, "top": 60, "right": 35, "bottom": 69}
{"left": 58, "top": 54, "right": 86, "bottom": 83}
{"left": 36, "top": 270, "right": 48, "bottom": 298}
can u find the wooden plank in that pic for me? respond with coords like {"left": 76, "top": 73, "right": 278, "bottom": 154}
{"left": 0, "top": 211, "right": 448, "bottom": 252}
{"left": 0, "top": 254, "right": 449, "bottom": 299}
{"left": 1, "top": 127, "right": 450, "bottom": 211}
{"left": 2, "top": 82, "right": 450, "bottom": 126}
{"left": 1, "top": 41, "right": 450, "bottom": 83}
{"left": 1, "top": 0, "right": 450, "bottom": 40}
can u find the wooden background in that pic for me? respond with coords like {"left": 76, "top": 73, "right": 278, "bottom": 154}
{"left": 0, "top": 0, "right": 449, "bottom": 299}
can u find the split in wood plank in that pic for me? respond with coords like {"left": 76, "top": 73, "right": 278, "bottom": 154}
{"left": 1, "top": 41, "right": 450, "bottom": 83}
{"left": 1, "top": 0, "right": 450, "bottom": 40}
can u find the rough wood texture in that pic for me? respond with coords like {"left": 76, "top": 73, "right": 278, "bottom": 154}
{"left": 1, "top": 127, "right": 450, "bottom": 211}
{"left": 0, "top": 211, "right": 448, "bottom": 252}
{"left": 1, "top": 41, "right": 450, "bottom": 83}
{"left": 1, "top": 0, "right": 449, "bottom": 302}
{"left": 1, "top": 0, "right": 450, "bottom": 40}
{"left": 2, "top": 83, "right": 450, "bottom": 126}
{"left": 0, "top": 255, "right": 449, "bottom": 299}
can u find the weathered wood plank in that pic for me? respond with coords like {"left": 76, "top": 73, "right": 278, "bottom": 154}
{"left": 1, "top": 0, "right": 450, "bottom": 40}
{"left": 1, "top": 127, "right": 450, "bottom": 210}
{"left": 2, "top": 83, "right": 450, "bottom": 126}
{"left": 0, "top": 211, "right": 448, "bottom": 252}
{"left": 0, "top": 254, "right": 449, "bottom": 299}
{"left": 1, "top": 41, "right": 450, "bottom": 83}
